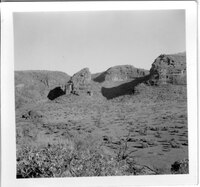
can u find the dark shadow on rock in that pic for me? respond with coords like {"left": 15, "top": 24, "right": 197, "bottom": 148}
{"left": 101, "top": 74, "right": 151, "bottom": 100}
{"left": 47, "top": 86, "right": 65, "bottom": 100}
{"left": 93, "top": 72, "right": 106, "bottom": 83}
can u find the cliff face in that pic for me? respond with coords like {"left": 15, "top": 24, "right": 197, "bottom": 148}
{"left": 149, "top": 52, "right": 186, "bottom": 85}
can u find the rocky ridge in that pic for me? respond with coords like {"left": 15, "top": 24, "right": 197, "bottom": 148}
{"left": 15, "top": 52, "right": 187, "bottom": 105}
{"left": 93, "top": 65, "right": 149, "bottom": 83}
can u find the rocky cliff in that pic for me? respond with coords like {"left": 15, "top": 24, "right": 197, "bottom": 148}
{"left": 149, "top": 52, "right": 186, "bottom": 85}
{"left": 68, "top": 68, "right": 92, "bottom": 95}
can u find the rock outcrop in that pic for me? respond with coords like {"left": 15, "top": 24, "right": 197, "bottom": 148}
{"left": 93, "top": 65, "right": 149, "bottom": 83}
{"left": 68, "top": 68, "right": 92, "bottom": 95}
{"left": 21, "top": 110, "right": 43, "bottom": 120}
{"left": 15, "top": 52, "right": 187, "bottom": 105}
{"left": 15, "top": 70, "right": 70, "bottom": 107}
{"left": 149, "top": 52, "right": 186, "bottom": 85}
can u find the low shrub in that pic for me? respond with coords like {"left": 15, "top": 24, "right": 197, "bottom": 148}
{"left": 171, "top": 159, "right": 189, "bottom": 174}
{"left": 17, "top": 136, "right": 187, "bottom": 178}
{"left": 16, "top": 139, "right": 139, "bottom": 178}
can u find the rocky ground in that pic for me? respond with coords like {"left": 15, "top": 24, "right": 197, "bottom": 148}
{"left": 16, "top": 83, "right": 188, "bottom": 175}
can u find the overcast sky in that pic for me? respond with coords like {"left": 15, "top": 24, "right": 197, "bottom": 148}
{"left": 14, "top": 10, "right": 185, "bottom": 76}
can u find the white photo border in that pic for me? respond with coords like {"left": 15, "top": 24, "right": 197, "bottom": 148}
{"left": 1, "top": 1, "right": 198, "bottom": 187}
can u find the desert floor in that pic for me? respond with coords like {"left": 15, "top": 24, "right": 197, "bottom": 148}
{"left": 16, "top": 83, "right": 188, "bottom": 174}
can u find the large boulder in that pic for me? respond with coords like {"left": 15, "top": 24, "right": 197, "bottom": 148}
{"left": 69, "top": 68, "right": 92, "bottom": 95}
{"left": 93, "top": 65, "right": 149, "bottom": 83}
{"left": 21, "top": 110, "right": 43, "bottom": 121}
{"left": 149, "top": 52, "right": 186, "bottom": 85}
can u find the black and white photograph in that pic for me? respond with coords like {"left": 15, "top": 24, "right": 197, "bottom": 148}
{"left": 1, "top": 1, "right": 198, "bottom": 187}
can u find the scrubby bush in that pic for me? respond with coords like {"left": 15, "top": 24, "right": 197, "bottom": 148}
{"left": 17, "top": 143, "right": 71, "bottom": 178}
{"left": 16, "top": 138, "right": 139, "bottom": 178}
{"left": 17, "top": 136, "right": 187, "bottom": 178}
{"left": 171, "top": 159, "right": 189, "bottom": 174}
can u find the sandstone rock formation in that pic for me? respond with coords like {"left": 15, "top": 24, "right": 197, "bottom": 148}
{"left": 15, "top": 52, "right": 187, "bottom": 105}
{"left": 68, "top": 68, "right": 92, "bottom": 95}
{"left": 93, "top": 65, "right": 149, "bottom": 83}
{"left": 149, "top": 52, "right": 186, "bottom": 85}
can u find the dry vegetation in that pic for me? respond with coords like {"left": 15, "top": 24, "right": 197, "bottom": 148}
{"left": 16, "top": 83, "right": 188, "bottom": 178}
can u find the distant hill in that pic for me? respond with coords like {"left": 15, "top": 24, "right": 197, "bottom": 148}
{"left": 15, "top": 70, "right": 70, "bottom": 108}
{"left": 15, "top": 70, "right": 70, "bottom": 88}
